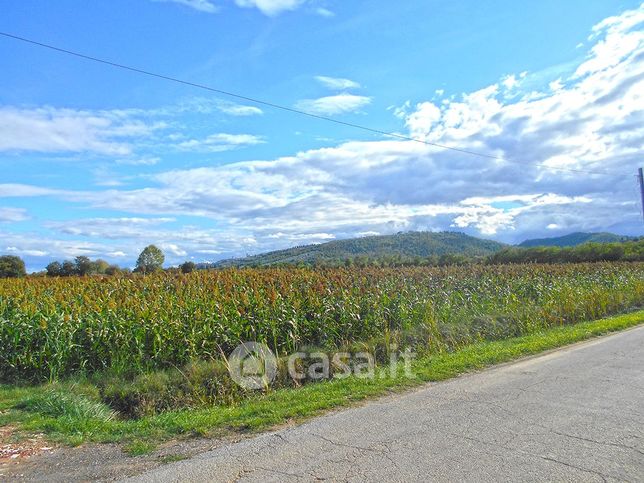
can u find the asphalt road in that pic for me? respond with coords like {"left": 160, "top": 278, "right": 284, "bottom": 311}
{"left": 129, "top": 327, "right": 644, "bottom": 482}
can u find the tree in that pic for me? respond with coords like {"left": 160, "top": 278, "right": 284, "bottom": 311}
{"left": 0, "top": 255, "right": 26, "bottom": 278}
{"left": 180, "top": 261, "right": 196, "bottom": 274}
{"left": 136, "top": 245, "right": 165, "bottom": 273}
{"left": 46, "top": 261, "right": 62, "bottom": 277}
{"left": 61, "top": 260, "right": 77, "bottom": 277}
{"left": 105, "top": 264, "right": 121, "bottom": 276}
{"left": 91, "top": 259, "right": 110, "bottom": 275}
{"left": 75, "top": 256, "right": 93, "bottom": 276}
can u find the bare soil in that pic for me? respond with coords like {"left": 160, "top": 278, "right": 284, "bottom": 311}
{"left": 0, "top": 431, "right": 245, "bottom": 482}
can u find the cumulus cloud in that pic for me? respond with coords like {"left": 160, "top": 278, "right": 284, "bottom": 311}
{"left": 234, "top": 0, "right": 306, "bottom": 16}
{"left": 575, "top": 5, "right": 644, "bottom": 77}
{"left": 295, "top": 94, "right": 372, "bottom": 115}
{"left": 501, "top": 74, "right": 521, "bottom": 90}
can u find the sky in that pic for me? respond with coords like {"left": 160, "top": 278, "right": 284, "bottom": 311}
{"left": 0, "top": 0, "right": 643, "bottom": 271}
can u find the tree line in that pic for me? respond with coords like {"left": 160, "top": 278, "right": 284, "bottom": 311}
{"left": 1, "top": 239, "right": 642, "bottom": 278}
{"left": 487, "top": 239, "right": 644, "bottom": 265}
{"left": 0, "top": 245, "right": 195, "bottom": 278}
{"left": 258, "top": 239, "right": 644, "bottom": 268}
{"left": 45, "top": 257, "right": 124, "bottom": 277}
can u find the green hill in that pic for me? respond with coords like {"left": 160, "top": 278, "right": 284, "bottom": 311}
{"left": 519, "top": 232, "right": 634, "bottom": 248}
{"left": 212, "top": 231, "right": 506, "bottom": 268}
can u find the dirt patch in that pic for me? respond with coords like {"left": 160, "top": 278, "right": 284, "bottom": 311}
{"left": 0, "top": 426, "right": 56, "bottom": 476}
{"left": 0, "top": 434, "right": 245, "bottom": 482}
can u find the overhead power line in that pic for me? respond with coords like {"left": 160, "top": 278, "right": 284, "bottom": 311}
{"left": 0, "top": 31, "right": 617, "bottom": 176}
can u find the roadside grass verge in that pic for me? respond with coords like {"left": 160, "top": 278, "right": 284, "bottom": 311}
{"left": 1, "top": 309, "right": 642, "bottom": 453}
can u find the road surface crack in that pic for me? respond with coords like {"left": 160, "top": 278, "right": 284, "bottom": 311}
{"left": 539, "top": 455, "right": 616, "bottom": 483}
{"left": 548, "top": 429, "right": 644, "bottom": 456}
{"left": 311, "top": 434, "right": 381, "bottom": 454}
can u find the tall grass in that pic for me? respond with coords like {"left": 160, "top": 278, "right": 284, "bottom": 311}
{"left": 1, "top": 263, "right": 643, "bottom": 383}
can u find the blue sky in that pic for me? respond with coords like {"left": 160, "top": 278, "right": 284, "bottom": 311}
{"left": 0, "top": 0, "right": 643, "bottom": 271}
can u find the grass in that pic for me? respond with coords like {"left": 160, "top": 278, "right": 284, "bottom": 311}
{"left": 1, "top": 309, "right": 642, "bottom": 452}
{"left": 16, "top": 388, "right": 116, "bottom": 421}
{"left": 124, "top": 440, "right": 158, "bottom": 456}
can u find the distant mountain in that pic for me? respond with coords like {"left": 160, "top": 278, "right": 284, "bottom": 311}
{"left": 519, "top": 232, "right": 635, "bottom": 248}
{"left": 212, "top": 231, "right": 507, "bottom": 268}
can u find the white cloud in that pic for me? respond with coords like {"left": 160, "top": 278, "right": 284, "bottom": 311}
{"left": 268, "top": 232, "right": 335, "bottom": 240}
{"left": 405, "top": 84, "right": 503, "bottom": 141}
{"left": 3, "top": 236, "right": 105, "bottom": 260}
{"left": 170, "top": 98, "right": 263, "bottom": 116}
{"left": 575, "top": 4, "right": 644, "bottom": 77}
{"left": 315, "top": 7, "right": 334, "bottom": 17}
{"left": 155, "top": 0, "right": 309, "bottom": 16}
{"left": 6, "top": 246, "right": 48, "bottom": 257}
{"left": 404, "top": 102, "right": 442, "bottom": 134}
{"left": 216, "top": 103, "right": 263, "bottom": 116}
{"left": 0, "top": 207, "right": 29, "bottom": 222}
{"left": 549, "top": 78, "right": 564, "bottom": 91}
{"left": 402, "top": 4, "right": 643, "bottom": 174}
{"left": 390, "top": 100, "right": 411, "bottom": 120}
{"left": 0, "top": 184, "right": 61, "bottom": 197}
{"left": 501, "top": 74, "right": 519, "bottom": 90}
{"left": 3, "top": 218, "right": 261, "bottom": 267}
{"left": 234, "top": 0, "right": 306, "bottom": 16}
{"left": 115, "top": 157, "right": 161, "bottom": 166}
{"left": 162, "top": 243, "right": 188, "bottom": 257}
{"left": 0, "top": 106, "right": 164, "bottom": 155}
{"left": 453, "top": 194, "right": 592, "bottom": 235}
{"left": 95, "top": 180, "right": 125, "bottom": 187}
{"left": 176, "top": 133, "right": 265, "bottom": 152}
{"left": 154, "top": 0, "right": 218, "bottom": 13}
{"left": 315, "top": 76, "right": 361, "bottom": 90}
{"left": 0, "top": 99, "right": 263, "bottom": 159}
{"left": 295, "top": 94, "right": 372, "bottom": 115}
{"left": 46, "top": 217, "right": 176, "bottom": 239}
{"left": 109, "top": 251, "right": 127, "bottom": 257}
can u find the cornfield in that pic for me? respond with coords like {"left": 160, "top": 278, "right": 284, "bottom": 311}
{"left": 1, "top": 263, "right": 643, "bottom": 382}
